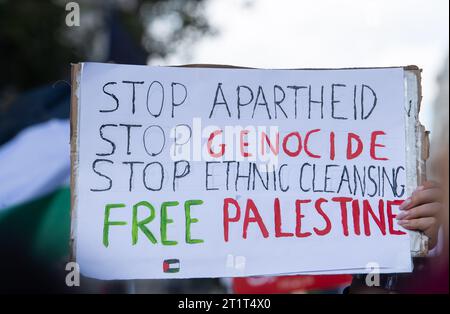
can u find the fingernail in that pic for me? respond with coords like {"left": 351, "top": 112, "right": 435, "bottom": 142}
{"left": 399, "top": 198, "right": 411, "bottom": 210}
{"left": 397, "top": 220, "right": 409, "bottom": 227}
{"left": 396, "top": 212, "right": 408, "bottom": 220}
{"left": 415, "top": 185, "right": 425, "bottom": 192}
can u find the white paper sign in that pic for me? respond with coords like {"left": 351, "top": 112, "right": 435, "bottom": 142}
{"left": 73, "top": 62, "right": 412, "bottom": 279}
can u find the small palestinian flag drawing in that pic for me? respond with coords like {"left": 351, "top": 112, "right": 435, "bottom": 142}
{"left": 163, "top": 259, "right": 180, "bottom": 273}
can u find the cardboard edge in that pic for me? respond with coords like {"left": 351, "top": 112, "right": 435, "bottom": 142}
{"left": 69, "top": 63, "right": 82, "bottom": 263}
{"left": 404, "top": 67, "right": 430, "bottom": 257}
{"left": 174, "top": 63, "right": 420, "bottom": 71}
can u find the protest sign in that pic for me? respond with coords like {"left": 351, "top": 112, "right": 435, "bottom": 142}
{"left": 70, "top": 63, "right": 426, "bottom": 279}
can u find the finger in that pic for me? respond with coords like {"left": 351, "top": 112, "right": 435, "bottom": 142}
{"left": 414, "top": 181, "right": 442, "bottom": 194}
{"left": 397, "top": 217, "right": 437, "bottom": 232}
{"left": 396, "top": 202, "right": 442, "bottom": 220}
{"left": 399, "top": 188, "right": 443, "bottom": 210}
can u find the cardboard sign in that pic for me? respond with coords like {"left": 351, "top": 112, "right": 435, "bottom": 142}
{"left": 71, "top": 63, "right": 421, "bottom": 280}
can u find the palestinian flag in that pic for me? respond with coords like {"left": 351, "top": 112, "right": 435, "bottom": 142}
{"left": 0, "top": 119, "right": 71, "bottom": 263}
{"left": 163, "top": 259, "right": 180, "bottom": 273}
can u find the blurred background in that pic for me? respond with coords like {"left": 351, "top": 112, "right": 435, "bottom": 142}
{"left": 0, "top": 0, "right": 448, "bottom": 293}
